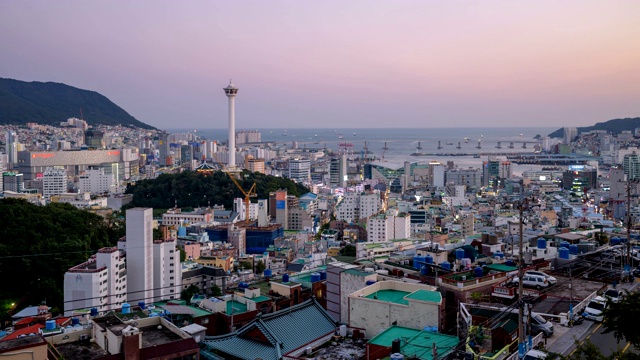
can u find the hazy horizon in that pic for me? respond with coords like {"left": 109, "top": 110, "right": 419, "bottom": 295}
{"left": 2, "top": 1, "right": 639, "bottom": 130}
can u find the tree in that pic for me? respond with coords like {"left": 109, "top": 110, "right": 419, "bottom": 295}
{"left": 239, "top": 261, "right": 253, "bottom": 272}
{"left": 181, "top": 285, "right": 200, "bottom": 304}
{"left": 602, "top": 290, "right": 640, "bottom": 349}
{"left": 255, "top": 260, "right": 266, "bottom": 275}
{"left": 179, "top": 248, "right": 187, "bottom": 262}
{"left": 562, "top": 339, "right": 640, "bottom": 360}
{"left": 210, "top": 284, "right": 222, "bottom": 297}
{"left": 340, "top": 244, "right": 356, "bottom": 257}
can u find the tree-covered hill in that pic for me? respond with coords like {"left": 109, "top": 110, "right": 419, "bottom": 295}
{"left": 0, "top": 78, "right": 155, "bottom": 129}
{"left": 0, "top": 199, "right": 124, "bottom": 323}
{"left": 548, "top": 117, "right": 640, "bottom": 138}
{"left": 125, "top": 170, "right": 309, "bottom": 209}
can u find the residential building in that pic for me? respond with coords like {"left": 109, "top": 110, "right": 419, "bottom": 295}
{"left": 624, "top": 152, "right": 640, "bottom": 180}
{"left": 121, "top": 208, "right": 154, "bottom": 303}
{"left": 367, "top": 214, "right": 394, "bottom": 242}
{"left": 446, "top": 168, "right": 483, "bottom": 189}
{"left": 245, "top": 157, "right": 265, "bottom": 174}
{"left": 63, "top": 247, "right": 127, "bottom": 316}
{"left": 78, "top": 167, "right": 113, "bottom": 194}
{"left": 153, "top": 238, "right": 181, "bottom": 301}
{"left": 335, "top": 190, "right": 382, "bottom": 222}
{"left": 288, "top": 158, "right": 311, "bottom": 183}
{"left": 2, "top": 171, "right": 23, "bottom": 193}
{"left": 162, "top": 207, "right": 214, "bottom": 226}
{"left": 43, "top": 167, "right": 67, "bottom": 198}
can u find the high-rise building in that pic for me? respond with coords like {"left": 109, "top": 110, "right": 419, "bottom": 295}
{"left": 78, "top": 168, "right": 113, "bottom": 194}
{"left": 84, "top": 129, "right": 105, "bottom": 149}
{"left": 563, "top": 127, "right": 578, "bottom": 144}
{"left": 329, "top": 155, "right": 347, "bottom": 188}
{"left": 269, "top": 190, "right": 288, "bottom": 229}
{"left": 43, "top": 168, "right": 67, "bottom": 198}
{"left": 5, "top": 130, "right": 17, "bottom": 169}
{"left": 157, "top": 132, "right": 170, "bottom": 166}
{"left": 2, "top": 171, "right": 24, "bottom": 193}
{"left": 246, "top": 158, "right": 265, "bottom": 174}
{"left": 180, "top": 144, "right": 194, "bottom": 168}
{"left": 288, "top": 158, "right": 311, "bottom": 183}
{"left": 623, "top": 152, "right": 640, "bottom": 180}
{"left": 153, "top": 238, "right": 181, "bottom": 302}
{"left": 224, "top": 80, "right": 238, "bottom": 169}
{"left": 122, "top": 208, "right": 154, "bottom": 304}
{"left": 63, "top": 247, "right": 127, "bottom": 316}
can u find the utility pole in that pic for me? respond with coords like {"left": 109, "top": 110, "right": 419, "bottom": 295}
{"left": 626, "top": 181, "right": 633, "bottom": 274}
{"left": 518, "top": 201, "right": 526, "bottom": 359}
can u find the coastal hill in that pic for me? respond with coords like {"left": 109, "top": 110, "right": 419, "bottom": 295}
{"left": 0, "top": 78, "right": 155, "bottom": 129}
{"left": 548, "top": 117, "right": 640, "bottom": 138}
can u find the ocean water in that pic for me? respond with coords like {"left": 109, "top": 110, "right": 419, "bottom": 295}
{"left": 169, "top": 127, "right": 558, "bottom": 175}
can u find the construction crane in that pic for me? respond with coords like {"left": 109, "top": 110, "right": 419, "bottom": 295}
{"left": 224, "top": 170, "right": 257, "bottom": 222}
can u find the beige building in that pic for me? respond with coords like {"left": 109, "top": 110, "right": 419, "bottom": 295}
{"left": 348, "top": 280, "right": 441, "bottom": 338}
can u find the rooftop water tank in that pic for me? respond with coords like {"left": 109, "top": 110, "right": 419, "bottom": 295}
{"left": 264, "top": 269, "right": 273, "bottom": 277}
{"left": 425, "top": 255, "right": 434, "bottom": 264}
{"left": 239, "top": 282, "right": 249, "bottom": 289}
{"left": 493, "top": 251, "right": 504, "bottom": 259}
{"left": 311, "top": 273, "right": 321, "bottom": 283}
{"left": 537, "top": 238, "right": 547, "bottom": 249}
{"left": 320, "top": 271, "right": 327, "bottom": 280}
{"left": 569, "top": 244, "right": 579, "bottom": 255}
{"left": 440, "top": 261, "right": 451, "bottom": 270}
{"left": 560, "top": 241, "right": 570, "bottom": 249}
{"left": 90, "top": 308, "right": 98, "bottom": 317}
{"left": 413, "top": 256, "right": 426, "bottom": 269}
{"left": 611, "top": 237, "right": 621, "bottom": 245}
{"left": 138, "top": 301, "right": 145, "bottom": 310}
{"left": 122, "top": 303, "right": 131, "bottom": 315}
{"left": 71, "top": 317, "right": 80, "bottom": 326}
{"left": 455, "top": 248, "right": 465, "bottom": 260}
{"left": 366, "top": 280, "right": 376, "bottom": 286}
{"left": 283, "top": 274, "right": 290, "bottom": 282}
{"left": 505, "top": 260, "right": 516, "bottom": 267}
{"left": 45, "top": 320, "right": 56, "bottom": 331}
{"left": 421, "top": 266, "right": 429, "bottom": 275}
{"left": 559, "top": 247, "right": 570, "bottom": 259}
{"left": 474, "top": 266, "right": 483, "bottom": 278}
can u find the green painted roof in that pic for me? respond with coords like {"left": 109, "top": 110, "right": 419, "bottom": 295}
{"left": 153, "top": 301, "right": 212, "bottom": 318}
{"left": 226, "top": 300, "right": 247, "bottom": 315}
{"left": 368, "top": 326, "right": 459, "bottom": 360}
{"left": 344, "top": 269, "right": 374, "bottom": 277}
{"left": 245, "top": 295, "right": 270, "bottom": 303}
{"left": 405, "top": 290, "right": 442, "bottom": 303}
{"left": 484, "top": 264, "right": 518, "bottom": 273}
{"left": 365, "top": 289, "right": 410, "bottom": 305}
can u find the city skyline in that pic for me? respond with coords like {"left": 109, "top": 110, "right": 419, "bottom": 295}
{"left": 1, "top": 1, "right": 639, "bottom": 130}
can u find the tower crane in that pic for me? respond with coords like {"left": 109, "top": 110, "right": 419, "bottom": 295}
{"left": 224, "top": 170, "right": 257, "bottom": 222}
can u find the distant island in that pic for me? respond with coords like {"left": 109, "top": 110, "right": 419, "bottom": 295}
{"left": 0, "top": 78, "right": 155, "bottom": 129}
{"left": 548, "top": 117, "right": 640, "bottom": 138}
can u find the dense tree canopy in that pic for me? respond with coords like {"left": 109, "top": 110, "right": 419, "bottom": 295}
{"left": 125, "top": 170, "right": 309, "bottom": 209}
{"left": 602, "top": 290, "right": 640, "bottom": 349}
{"left": 0, "top": 198, "right": 124, "bottom": 322}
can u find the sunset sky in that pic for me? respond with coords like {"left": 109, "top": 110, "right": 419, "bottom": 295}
{"left": 1, "top": 1, "right": 639, "bottom": 129}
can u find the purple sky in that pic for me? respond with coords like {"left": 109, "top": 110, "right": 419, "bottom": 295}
{"left": 1, "top": 1, "right": 639, "bottom": 130}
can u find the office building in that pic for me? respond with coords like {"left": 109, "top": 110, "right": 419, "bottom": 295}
{"left": 3, "top": 171, "right": 23, "bottom": 193}
{"left": 5, "top": 130, "right": 17, "bottom": 169}
{"left": 564, "top": 127, "right": 578, "bottom": 144}
{"left": 288, "top": 158, "right": 311, "bottom": 183}
{"left": 43, "top": 168, "right": 67, "bottom": 198}
{"left": 84, "top": 129, "right": 105, "bottom": 149}
{"left": 78, "top": 168, "right": 113, "bottom": 194}
{"left": 623, "top": 152, "right": 640, "bottom": 180}
{"left": 329, "top": 154, "right": 347, "bottom": 188}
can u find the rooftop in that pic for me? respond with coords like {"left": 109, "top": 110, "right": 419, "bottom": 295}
{"left": 404, "top": 289, "right": 442, "bottom": 303}
{"left": 368, "top": 326, "right": 459, "bottom": 360}
{"left": 365, "top": 289, "right": 411, "bottom": 305}
{"left": 226, "top": 300, "right": 247, "bottom": 315}
{"left": 55, "top": 340, "right": 108, "bottom": 360}
{"left": 344, "top": 268, "right": 375, "bottom": 277}
{"left": 0, "top": 335, "right": 47, "bottom": 351}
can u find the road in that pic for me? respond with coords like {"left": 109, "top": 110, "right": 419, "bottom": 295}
{"left": 571, "top": 321, "right": 638, "bottom": 357}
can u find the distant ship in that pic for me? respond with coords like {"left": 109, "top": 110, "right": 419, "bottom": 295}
{"left": 463, "top": 137, "right": 469, "bottom": 143}
{"left": 473, "top": 154, "right": 481, "bottom": 158}
{"left": 353, "top": 132, "right": 357, "bottom": 136}
{"left": 446, "top": 142, "right": 454, "bottom": 145}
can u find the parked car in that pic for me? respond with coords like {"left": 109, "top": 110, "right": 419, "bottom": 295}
{"left": 525, "top": 270, "right": 557, "bottom": 285}
{"left": 513, "top": 274, "right": 550, "bottom": 290}
{"left": 531, "top": 313, "right": 554, "bottom": 338}
{"left": 524, "top": 349, "right": 548, "bottom": 360}
{"left": 603, "top": 289, "right": 624, "bottom": 303}
{"left": 583, "top": 296, "right": 607, "bottom": 322}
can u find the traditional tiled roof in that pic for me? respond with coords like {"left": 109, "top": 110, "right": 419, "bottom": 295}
{"left": 201, "top": 298, "right": 337, "bottom": 360}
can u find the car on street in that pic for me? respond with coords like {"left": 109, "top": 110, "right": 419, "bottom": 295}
{"left": 525, "top": 270, "right": 557, "bottom": 285}
{"left": 523, "top": 349, "right": 547, "bottom": 360}
{"left": 603, "top": 289, "right": 624, "bottom": 303}
{"left": 583, "top": 296, "right": 607, "bottom": 322}
{"left": 530, "top": 313, "right": 554, "bottom": 338}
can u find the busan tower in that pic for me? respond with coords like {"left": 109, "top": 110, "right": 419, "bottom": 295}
{"left": 224, "top": 80, "right": 238, "bottom": 169}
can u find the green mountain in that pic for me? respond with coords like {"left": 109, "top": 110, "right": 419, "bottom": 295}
{"left": 548, "top": 117, "right": 640, "bottom": 138}
{"left": 0, "top": 78, "right": 155, "bottom": 129}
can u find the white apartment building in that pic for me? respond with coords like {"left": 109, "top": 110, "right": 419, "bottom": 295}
{"left": 233, "top": 198, "right": 260, "bottom": 221}
{"left": 43, "top": 167, "right": 67, "bottom": 198}
{"left": 393, "top": 214, "right": 411, "bottom": 239}
{"left": 63, "top": 247, "right": 127, "bottom": 316}
{"left": 78, "top": 168, "right": 113, "bottom": 194}
{"left": 53, "top": 192, "right": 107, "bottom": 209}
{"left": 288, "top": 158, "right": 311, "bottom": 183}
{"left": 153, "top": 239, "right": 181, "bottom": 301}
{"left": 120, "top": 208, "right": 155, "bottom": 304}
{"left": 367, "top": 214, "right": 394, "bottom": 242}
{"left": 335, "top": 191, "right": 381, "bottom": 222}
